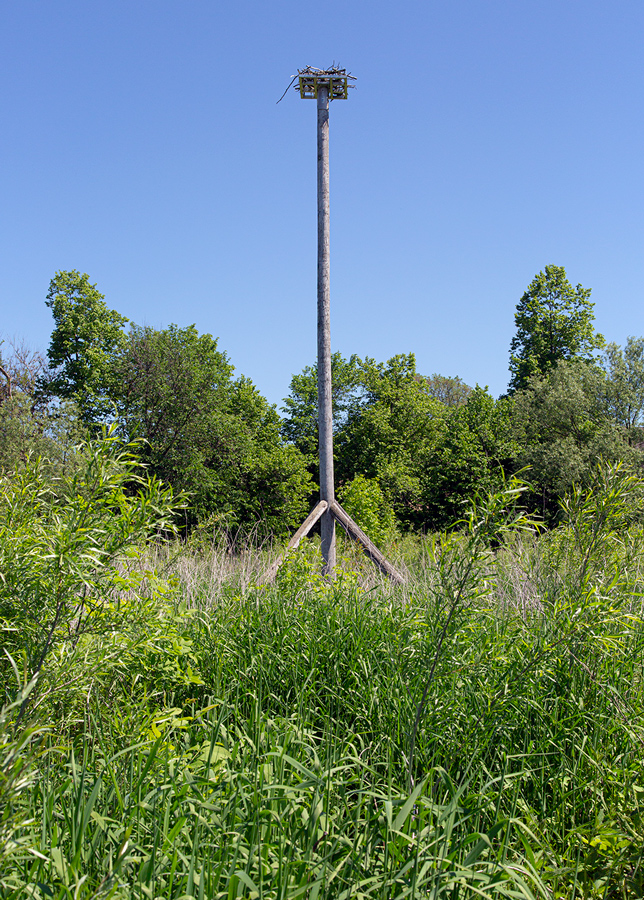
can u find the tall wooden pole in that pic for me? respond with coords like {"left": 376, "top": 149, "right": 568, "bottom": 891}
{"left": 317, "top": 83, "right": 336, "bottom": 573}
{"left": 259, "top": 68, "right": 404, "bottom": 587}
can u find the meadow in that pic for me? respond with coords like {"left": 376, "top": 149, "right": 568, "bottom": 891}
{"left": 2, "top": 444, "right": 644, "bottom": 899}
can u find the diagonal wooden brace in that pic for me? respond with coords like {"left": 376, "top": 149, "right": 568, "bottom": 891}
{"left": 329, "top": 500, "right": 405, "bottom": 584}
{"left": 258, "top": 500, "right": 328, "bottom": 585}
{"left": 258, "top": 499, "right": 406, "bottom": 586}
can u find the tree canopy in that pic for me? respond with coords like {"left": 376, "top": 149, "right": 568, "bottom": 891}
{"left": 601, "top": 337, "right": 644, "bottom": 430}
{"left": 4, "top": 265, "right": 643, "bottom": 537}
{"left": 44, "top": 270, "right": 128, "bottom": 424}
{"left": 114, "top": 323, "right": 312, "bottom": 534}
{"left": 508, "top": 265, "right": 604, "bottom": 393}
{"left": 281, "top": 352, "right": 362, "bottom": 461}
{"left": 510, "top": 358, "right": 633, "bottom": 518}
{"left": 0, "top": 338, "right": 84, "bottom": 475}
{"left": 283, "top": 353, "right": 516, "bottom": 531}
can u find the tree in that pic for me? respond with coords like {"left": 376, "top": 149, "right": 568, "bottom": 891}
{"left": 418, "top": 388, "right": 518, "bottom": 530}
{"left": 0, "top": 396, "right": 83, "bottom": 476}
{"left": 0, "top": 340, "right": 49, "bottom": 401}
{"left": 601, "top": 337, "right": 644, "bottom": 430}
{"left": 422, "top": 373, "right": 472, "bottom": 408}
{"left": 116, "top": 324, "right": 312, "bottom": 534}
{"left": 0, "top": 339, "right": 84, "bottom": 475}
{"left": 283, "top": 353, "right": 514, "bottom": 531}
{"left": 44, "top": 270, "right": 128, "bottom": 425}
{"left": 508, "top": 265, "right": 604, "bottom": 393}
{"left": 281, "top": 353, "right": 362, "bottom": 460}
{"left": 338, "top": 365, "right": 518, "bottom": 531}
{"left": 335, "top": 354, "right": 447, "bottom": 527}
{"left": 0, "top": 343, "right": 10, "bottom": 403}
{"left": 510, "top": 359, "right": 634, "bottom": 519}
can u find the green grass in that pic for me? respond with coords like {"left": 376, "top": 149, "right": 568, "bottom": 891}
{"left": 3, "top": 466, "right": 644, "bottom": 898}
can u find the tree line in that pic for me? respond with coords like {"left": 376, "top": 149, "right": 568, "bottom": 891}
{"left": 1, "top": 264, "right": 643, "bottom": 536}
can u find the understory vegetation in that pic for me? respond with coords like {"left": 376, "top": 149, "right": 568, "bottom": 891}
{"left": 2, "top": 435, "right": 644, "bottom": 898}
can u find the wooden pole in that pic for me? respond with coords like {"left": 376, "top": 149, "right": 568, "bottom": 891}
{"left": 260, "top": 69, "right": 406, "bottom": 588}
{"left": 317, "top": 83, "right": 336, "bottom": 574}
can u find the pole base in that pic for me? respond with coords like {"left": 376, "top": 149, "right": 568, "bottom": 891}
{"left": 259, "top": 500, "right": 405, "bottom": 585}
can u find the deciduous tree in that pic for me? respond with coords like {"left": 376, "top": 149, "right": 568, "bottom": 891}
{"left": 0, "top": 339, "right": 84, "bottom": 475}
{"left": 509, "top": 265, "right": 604, "bottom": 393}
{"left": 422, "top": 373, "right": 472, "bottom": 408}
{"left": 336, "top": 354, "right": 446, "bottom": 524}
{"left": 116, "top": 324, "right": 311, "bottom": 534}
{"left": 281, "top": 352, "right": 362, "bottom": 460}
{"left": 44, "top": 270, "right": 128, "bottom": 425}
{"left": 510, "top": 359, "right": 633, "bottom": 518}
{"left": 418, "top": 387, "right": 518, "bottom": 529}
{"left": 284, "top": 353, "right": 515, "bottom": 531}
{"left": 601, "top": 337, "right": 644, "bottom": 429}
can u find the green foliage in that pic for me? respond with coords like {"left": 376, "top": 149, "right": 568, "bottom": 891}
{"left": 284, "top": 355, "right": 520, "bottom": 533}
{"left": 339, "top": 374, "right": 517, "bottom": 533}
{"left": 274, "top": 537, "right": 329, "bottom": 597}
{"left": 10, "top": 257, "right": 644, "bottom": 894}
{"left": 0, "top": 359, "right": 9, "bottom": 405}
{"left": 418, "top": 387, "right": 518, "bottom": 530}
{"left": 38, "top": 272, "right": 313, "bottom": 536}
{"left": 509, "top": 265, "right": 605, "bottom": 392}
{"left": 0, "top": 340, "right": 47, "bottom": 402}
{"left": 557, "top": 459, "right": 644, "bottom": 589}
{"left": 7, "top": 708, "right": 544, "bottom": 900}
{"left": 44, "top": 270, "right": 128, "bottom": 425}
{"left": 0, "top": 680, "right": 45, "bottom": 875}
{"left": 116, "top": 323, "right": 312, "bottom": 534}
{"left": 0, "top": 426, "right": 180, "bottom": 712}
{"left": 0, "top": 341, "right": 84, "bottom": 476}
{"left": 227, "top": 377, "right": 313, "bottom": 535}
{"left": 511, "top": 358, "right": 635, "bottom": 518}
{"left": 0, "top": 396, "right": 84, "bottom": 477}
{"left": 115, "top": 322, "right": 234, "bottom": 520}
{"left": 281, "top": 351, "right": 362, "bottom": 461}
{"left": 336, "top": 354, "right": 447, "bottom": 522}
{"left": 422, "top": 372, "right": 473, "bottom": 407}
{"left": 338, "top": 473, "right": 397, "bottom": 547}
{"left": 4, "top": 466, "right": 644, "bottom": 897}
{"left": 602, "top": 336, "right": 644, "bottom": 428}
{"left": 272, "top": 538, "right": 362, "bottom": 599}
{"left": 408, "top": 475, "right": 541, "bottom": 780}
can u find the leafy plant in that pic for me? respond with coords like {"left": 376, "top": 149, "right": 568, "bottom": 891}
{"left": 0, "top": 425, "right": 180, "bottom": 719}
{"left": 3, "top": 459, "right": 644, "bottom": 898}
{"left": 408, "top": 475, "right": 540, "bottom": 787}
{"left": 509, "top": 264, "right": 604, "bottom": 392}
{"left": 115, "top": 324, "right": 313, "bottom": 534}
{"left": 0, "top": 678, "right": 46, "bottom": 883}
{"left": 338, "top": 473, "right": 397, "bottom": 547}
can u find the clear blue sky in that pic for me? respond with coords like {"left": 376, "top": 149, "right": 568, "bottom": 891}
{"left": 1, "top": 0, "right": 642, "bottom": 405}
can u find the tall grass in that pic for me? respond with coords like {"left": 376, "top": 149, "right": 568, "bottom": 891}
{"left": 3, "top": 464, "right": 644, "bottom": 897}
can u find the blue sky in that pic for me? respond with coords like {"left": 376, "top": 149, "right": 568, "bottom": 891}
{"left": 1, "top": 0, "right": 642, "bottom": 405}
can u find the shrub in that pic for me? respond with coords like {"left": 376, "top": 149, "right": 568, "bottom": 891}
{"left": 338, "top": 474, "right": 397, "bottom": 547}
{"left": 0, "top": 426, "right": 180, "bottom": 719}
